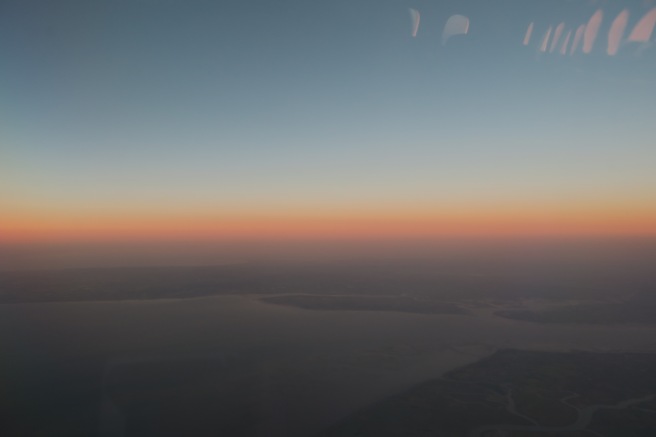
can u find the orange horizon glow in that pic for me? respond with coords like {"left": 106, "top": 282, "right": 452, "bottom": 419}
{"left": 3, "top": 207, "right": 656, "bottom": 244}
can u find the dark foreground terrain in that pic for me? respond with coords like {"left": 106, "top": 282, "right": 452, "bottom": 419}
{"left": 2, "top": 252, "right": 656, "bottom": 436}
{"left": 321, "top": 349, "right": 656, "bottom": 437}
{"left": 7, "top": 347, "right": 655, "bottom": 437}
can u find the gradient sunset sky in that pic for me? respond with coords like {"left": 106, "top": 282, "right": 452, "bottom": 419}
{"left": 2, "top": 0, "right": 656, "bottom": 251}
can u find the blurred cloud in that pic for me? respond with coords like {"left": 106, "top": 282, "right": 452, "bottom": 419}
{"left": 628, "top": 7, "right": 656, "bottom": 42}
{"left": 608, "top": 9, "right": 629, "bottom": 56}
{"left": 583, "top": 9, "right": 603, "bottom": 54}
{"left": 442, "top": 14, "right": 469, "bottom": 45}
{"left": 409, "top": 8, "right": 420, "bottom": 38}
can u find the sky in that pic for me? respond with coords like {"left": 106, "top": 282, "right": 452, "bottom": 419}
{"left": 2, "top": 0, "right": 656, "bottom": 266}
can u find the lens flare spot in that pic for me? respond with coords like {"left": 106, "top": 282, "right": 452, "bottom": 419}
{"left": 583, "top": 9, "right": 603, "bottom": 54}
{"left": 409, "top": 8, "right": 420, "bottom": 38}
{"left": 628, "top": 7, "right": 656, "bottom": 43}
{"left": 550, "top": 22, "right": 565, "bottom": 53}
{"left": 523, "top": 22, "right": 534, "bottom": 46}
{"left": 608, "top": 9, "right": 629, "bottom": 55}
{"left": 560, "top": 30, "right": 572, "bottom": 55}
{"left": 540, "top": 26, "right": 552, "bottom": 52}
{"left": 570, "top": 24, "right": 586, "bottom": 55}
{"left": 442, "top": 14, "right": 469, "bottom": 46}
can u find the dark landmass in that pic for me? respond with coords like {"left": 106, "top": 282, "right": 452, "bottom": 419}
{"left": 0, "top": 262, "right": 520, "bottom": 304}
{"left": 260, "top": 295, "right": 466, "bottom": 315}
{"left": 2, "top": 261, "right": 655, "bottom": 324}
{"left": 497, "top": 304, "right": 656, "bottom": 325}
{"left": 2, "top": 256, "right": 654, "bottom": 305}
{"left": 319, "top": 349, "right": 656, "bottom": 437}
{"left": 497, "top": 291, "right": 656, "bottom": 325}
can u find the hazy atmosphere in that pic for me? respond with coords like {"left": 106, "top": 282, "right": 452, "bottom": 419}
{"left": 2, "top": 1, "right": 656, "bottom": 436}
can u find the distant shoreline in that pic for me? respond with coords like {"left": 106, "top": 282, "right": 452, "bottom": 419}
{"left": 260, "top": 294, "right": 467, "bottom": 315}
